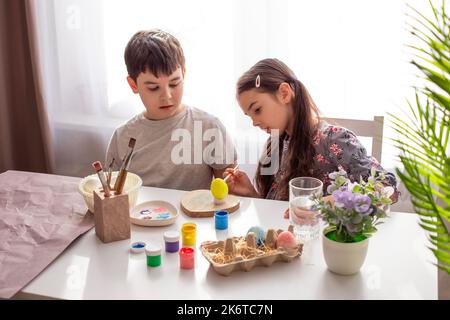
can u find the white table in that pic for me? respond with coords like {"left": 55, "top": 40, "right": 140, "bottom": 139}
{"left": 16, "top": 186, "right": 437, "bottom": 300}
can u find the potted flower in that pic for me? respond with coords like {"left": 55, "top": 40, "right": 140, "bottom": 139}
{"left": 316, "top": 167, "right": 393, "bottom": 275}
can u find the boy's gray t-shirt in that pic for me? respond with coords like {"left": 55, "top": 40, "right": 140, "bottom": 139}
{"left": 106, "top": 106, "right": 237, "bottom": 191}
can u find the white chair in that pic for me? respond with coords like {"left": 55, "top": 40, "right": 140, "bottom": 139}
{"left": 321, "top": 116, "right": 384, "bottom": 161}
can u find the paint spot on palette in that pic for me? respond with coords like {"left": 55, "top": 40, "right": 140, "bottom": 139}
{"left": 138, "top": 207, "right": 171, "bottom": 220}
{"left": 131, "top": 200, "right": 178, "bottom": 227}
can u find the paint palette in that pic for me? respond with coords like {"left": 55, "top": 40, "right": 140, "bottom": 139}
{"left": 130, "top": 200, "right": 178, "bottom": 227}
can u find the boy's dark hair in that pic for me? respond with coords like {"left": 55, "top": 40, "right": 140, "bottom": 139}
{"left": 124, "top": 29, "right": 185, "bottom": 81}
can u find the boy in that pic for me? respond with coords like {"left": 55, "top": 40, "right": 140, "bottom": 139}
{"left": 106, "top": 29, "right": 237, "bottom": 190}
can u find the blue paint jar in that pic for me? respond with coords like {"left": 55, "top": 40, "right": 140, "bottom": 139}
{"left": 130, "top": 241, "right": 146, "bottom": 254}
{"left": 214, "top": 210, "right": 229, "bottom": 230}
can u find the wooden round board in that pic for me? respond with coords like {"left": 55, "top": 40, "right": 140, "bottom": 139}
{"left": 180, "top": 190, "right": 240, "bottom": 218}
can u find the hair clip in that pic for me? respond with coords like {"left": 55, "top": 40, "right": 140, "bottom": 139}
{"left": 255, "top": 75, "right": 261, "bottom": 88}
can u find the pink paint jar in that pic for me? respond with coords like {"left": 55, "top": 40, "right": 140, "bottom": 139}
{"left": 179, "top": 247, "right": 195, "bottom": 269}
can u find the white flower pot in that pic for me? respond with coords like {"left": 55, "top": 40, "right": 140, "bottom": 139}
{"left": 322, "top": 229, "right": 369, "bottom": 275}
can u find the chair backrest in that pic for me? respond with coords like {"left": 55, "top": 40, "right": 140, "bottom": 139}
{"left": 321, "top": 116, "right": 384, "bottom": 161}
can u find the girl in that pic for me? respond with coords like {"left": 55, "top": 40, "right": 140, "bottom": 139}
{"left": 225, "top": 58, "right": 398, "bottom": 207}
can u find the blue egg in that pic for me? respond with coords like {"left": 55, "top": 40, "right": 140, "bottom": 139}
{"left": 247, "top": 226, "right": 266, "bottom": 246}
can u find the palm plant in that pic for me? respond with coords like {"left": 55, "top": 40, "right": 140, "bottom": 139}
{"left": 390, "top": 0, "right": 450, "bottom": 273}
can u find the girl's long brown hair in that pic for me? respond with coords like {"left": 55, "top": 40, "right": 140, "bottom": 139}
{"left": 236, "top": 59, "right": 320, "bottom": 200}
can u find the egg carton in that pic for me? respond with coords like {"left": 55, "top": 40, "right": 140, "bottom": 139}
{"left": 200, "top": 226, "right": 303, "bottom": 276}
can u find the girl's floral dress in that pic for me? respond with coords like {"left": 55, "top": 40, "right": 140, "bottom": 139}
{"left": 266, "top": 121, "right": 399, "bottom": 201}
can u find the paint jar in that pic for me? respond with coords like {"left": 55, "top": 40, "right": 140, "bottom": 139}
{"left": 179, "top": 247, "right": 195, "bottom": 269}
{"left": 130, "top": 241, "right": 146, "bottom": 254}
{"left": 164, "top": 231, "right": 180, "bottom": 253}
{"left": 181, "top": 222, "right": 196, "bottom": 247}
{"left": 145, "top": 245, "right": 162, "bottom": 267}
{"left": 214, "top": 210, "right": 229, "bottom": 230}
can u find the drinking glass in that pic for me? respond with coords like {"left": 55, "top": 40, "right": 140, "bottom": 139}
{"left": 289, "top": 177, "right": 323, "bottom": 242}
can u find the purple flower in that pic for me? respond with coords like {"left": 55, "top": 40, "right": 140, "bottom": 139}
{"left": 332, "top": 190, "right": 345, "bottom": 207}
{"left": 319, "top": 167, "right": 391, "bottom": 241}
{"left": 354, "top": 194, "right": 371, "bottom": 213}
{"left": 332, "top": 191, "right": 355, "bottom": 209}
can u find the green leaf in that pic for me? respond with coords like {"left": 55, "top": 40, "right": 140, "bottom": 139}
{"left": 392, "top": 0, "right": 450, "bottom": 274}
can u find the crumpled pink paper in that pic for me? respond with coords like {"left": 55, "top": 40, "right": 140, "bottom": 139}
{"left": 0, "top": 170, "right": 93, "bottom": 299}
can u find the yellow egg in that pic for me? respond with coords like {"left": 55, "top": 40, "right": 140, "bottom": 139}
{"left": 210, "top": 178, "right": 229, "bottom": 200}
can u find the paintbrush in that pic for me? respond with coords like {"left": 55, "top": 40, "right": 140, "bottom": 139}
{"left": 223, "top": 164, "right": 239, "bottom": 182}
{"left": 114, "top": 154, "right": 133, "bottom": 195}
{"left": 114, "top": 137, "right": 136, "bottom": 194}
{"left": 92, "top": 161, "right": 111, "bottom": 197}
{"left": 106, "top": 157, "right": 115, "bottom": 188}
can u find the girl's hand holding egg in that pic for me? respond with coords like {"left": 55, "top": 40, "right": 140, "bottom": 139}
{"left": 210, "top": 165, "right": 239, "bottom": 202}
{"left": 210, "top": 178, "right": 229, "bottom": 200}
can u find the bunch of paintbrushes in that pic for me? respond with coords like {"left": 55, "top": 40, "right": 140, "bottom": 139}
{"left": 91, "top": 137, "right": 136, "bottom": 197}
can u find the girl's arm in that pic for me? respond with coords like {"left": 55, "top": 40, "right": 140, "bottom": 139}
{"left": 224, "top": 168, "right": 261, "bottom": 198}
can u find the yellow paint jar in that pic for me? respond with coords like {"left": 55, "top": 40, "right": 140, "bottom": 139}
{"left": 181, "top": 222, "right": 196, "bottom": 246}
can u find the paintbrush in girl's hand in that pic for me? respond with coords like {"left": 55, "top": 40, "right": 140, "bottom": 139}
{"left": 223, "top": 164, "right": 239, "bottom": 182}
{"left": 114, "top": 137, "right": 136, "bottom": 194}
{"left": 92, "top": 161, "right": 111, "bottom": 197}
{"left": 210, "top": 164, "right": 239, "bottom": 201}
{"left": 106, "top": 157, "right": 115, "bottom": 188}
